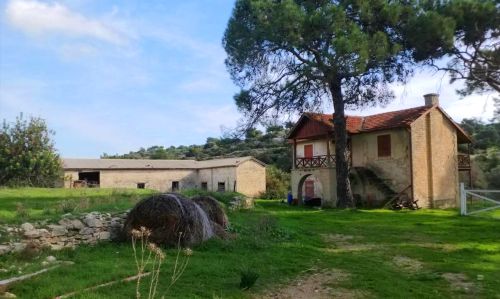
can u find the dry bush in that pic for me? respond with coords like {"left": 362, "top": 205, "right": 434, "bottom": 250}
{"left": 131, "top": 226, "right": 189, "bottom": 299}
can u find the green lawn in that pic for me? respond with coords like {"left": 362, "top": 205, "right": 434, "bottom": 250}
{"left": 0, "top": 188, "right": 156, "bottom": 224}
{"left": 1, "top": 198, "right": 499, "bottom": 298}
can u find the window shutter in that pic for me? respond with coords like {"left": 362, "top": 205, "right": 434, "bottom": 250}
{"left": 377, "top": 134, "right": 391, "bottom": 157}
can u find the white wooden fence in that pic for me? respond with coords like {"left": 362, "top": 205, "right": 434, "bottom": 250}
{"left": 460, "top": 183, "right": 500, "bottom": 216}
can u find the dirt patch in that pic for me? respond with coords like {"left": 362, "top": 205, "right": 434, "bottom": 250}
{"left": 321, "top": 234, "right": 378, "bottom": 252}
{"left": 416, "top": 242, "right": 459, "bottom": 252}
{"left": 392, "top": 256, "right": 424, "bottom": 274}
{"left": 323, "top": 234, "right": 355, "bottom": 243}
{"left": 259, "top": 269, "right": 369, "bottom": 299}
{"left": 442, "top": 273, "right": 479, "bottom": 295}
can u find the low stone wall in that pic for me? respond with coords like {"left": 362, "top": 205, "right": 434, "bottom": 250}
{"left": 0, "top": 211, "right": 128, "bottom": 256}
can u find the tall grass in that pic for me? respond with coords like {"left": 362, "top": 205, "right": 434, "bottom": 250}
{"left": 181, "top": 189, "right": 243, "bottom": 205}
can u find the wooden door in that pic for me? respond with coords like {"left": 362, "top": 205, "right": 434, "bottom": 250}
{"left": 304, "top": 144, "right": 313, "bottom": 158}
{"left": 304, "top": 180, "right": 315, "bottom": 198}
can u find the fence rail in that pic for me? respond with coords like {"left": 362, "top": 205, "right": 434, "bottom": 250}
{"left": 458, "top": 154, "right": 471, "bottom": 170}
{"left": 295, "top": 155, "right": 336, "bottom": 168}
{"left": 460, "top": 183, "right": 500, "bottom": 216}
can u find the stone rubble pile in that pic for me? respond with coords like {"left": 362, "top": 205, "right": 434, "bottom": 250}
{"left": 0, "top": 211, "right": 128, "bottom": 256}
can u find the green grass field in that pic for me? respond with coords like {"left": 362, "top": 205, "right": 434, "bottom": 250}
{"left": 0, "top": 189, "right": 499, "bottom": 298}
{"left": 0, "top": 188, "right": 156, "bottom": 224}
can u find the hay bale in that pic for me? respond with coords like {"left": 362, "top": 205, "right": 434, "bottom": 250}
{"left": 123, "top": 193, "right": 228, "bottom": 247}
{"left": 124, "top": 193, "right": 202, "bottom": 246}
{"left": 191, "top": 196, "right": 228, "bottom": 229}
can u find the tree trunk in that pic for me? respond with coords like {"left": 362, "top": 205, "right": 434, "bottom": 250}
{"left": 329, "top": 80, "right": 354, "bottom": 208}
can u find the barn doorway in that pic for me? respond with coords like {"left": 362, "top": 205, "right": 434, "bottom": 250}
{"left": 297, "top": 174, "right": 323, "bottom": 206}
{"left": 78, "top": 171, "right": 100, "bottom": 187}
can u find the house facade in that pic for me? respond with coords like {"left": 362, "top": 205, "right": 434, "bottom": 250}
{"left": 288, "top": 94, "right": 472, "bottom": 208}
{"left": 62, "top": 156, "right": 266, "bottom": 197}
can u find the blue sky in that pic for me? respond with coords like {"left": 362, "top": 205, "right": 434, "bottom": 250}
{"left": 0, "top": 0, "right": 496, "bottom": 158}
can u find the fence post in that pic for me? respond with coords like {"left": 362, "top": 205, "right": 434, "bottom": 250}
{"left": 460, "top": 182, "right": 466, "bottom": 215}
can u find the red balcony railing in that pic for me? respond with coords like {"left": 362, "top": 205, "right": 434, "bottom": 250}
{"left": 458, "top": 153, "right": 471, "bottom": 170}
{"left": 295, "top": 155, "right": 336, "bottom": 168}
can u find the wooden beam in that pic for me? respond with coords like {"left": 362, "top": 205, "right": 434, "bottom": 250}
{"left": 326, "top": 134, "right": 331, "bottom": 166}
{"left": 293, "top": 139, "right": 297, "bottom": 169}
{"left": 468, "top": 143, "right": 473, "bottom": 188}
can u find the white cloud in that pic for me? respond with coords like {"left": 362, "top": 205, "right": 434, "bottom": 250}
{"left": 180, "top": 76, "right": 227, "bottom": 93}
{"left": 346, "top": 70, "right": 498, "bottom": 122}
{"left": 5, "top": 0, "right": 128, "bottom": 45}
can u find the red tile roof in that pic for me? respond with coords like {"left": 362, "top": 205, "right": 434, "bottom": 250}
{"left": 305, "top": 113, "right": 363, "bottom": 134}
{"left": 290, "top": 106, "right": 471, "bottom": 143}
{"left": 304, "top": 106, "right": 431, "bottom": 133}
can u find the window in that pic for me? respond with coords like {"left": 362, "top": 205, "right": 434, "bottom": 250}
{"left": 377, "top": 134, "right": 391, "bottom": 157}
{"left": 172, "top": 181, "right": 179, "bottom": 192}
{"left": 217, "top": 182, "right": 225, "bottom": 192}
{"left": 201, "top": 182, "right": 208, "bottom": 191}
{"left": 137, "top": 183, "right": 145, "bottom": 189}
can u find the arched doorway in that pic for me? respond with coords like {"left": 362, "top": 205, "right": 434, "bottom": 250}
{"left": 297, "top": 174, "right": 323, "bottom": 206}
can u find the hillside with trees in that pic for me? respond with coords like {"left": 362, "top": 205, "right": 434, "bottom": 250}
{"left": 460, "top": 116, "right": 500, "bottom": 189}
{"left": 103, "top": 124, "right": 292, "bottom": 172}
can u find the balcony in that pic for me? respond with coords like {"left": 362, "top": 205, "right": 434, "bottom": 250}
{"left": 458, "top": 153, "right": 471, "bottom": 170}
{"left": 295, "top": 155, "right": 336, "bottom": 169}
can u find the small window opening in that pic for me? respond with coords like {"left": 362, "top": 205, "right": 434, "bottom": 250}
{"left": 201, "top": 182, "right": 208, "bottom": 191}
{"left": 217, "top": 182, "right": 226, "bottom": 192}
{"left": 172, "top": 181, "right": 179, "bottom": 192}
{"left": 377, "top": 134, "right": 392, "bottom": 157}
{"left": 137, "top": 183, "right": 145, "bottom": 189}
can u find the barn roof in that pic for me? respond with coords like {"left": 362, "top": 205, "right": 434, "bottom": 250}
{"left": 288, "top": 105, "right": 471, "bottom": 143}
{"left": 62, "top": 156, "right": 265, "bottom": 170}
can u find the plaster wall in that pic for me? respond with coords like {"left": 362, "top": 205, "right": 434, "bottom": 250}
{"left": 198, "top": 167, "right": 237, "bottom": 193}
{"left": 351, "top": 129, "right": 412, "bottom": 193}
{"left": 236, "top": 160, "right": 266, "bottom": 197}
{"left": 63, "top": 171, "right": 79, "bottom": 188}
{"left": 99, "top": 169, "right": 197, "bottom": 192}
{"left": 295, "top": 140, "right": 333, "bottom": 157}
{"left": 291, "top": 167, "right": 336, "bottom": 207}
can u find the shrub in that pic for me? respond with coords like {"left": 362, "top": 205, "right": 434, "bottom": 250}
{"left": 239, "top": 268, "right": 259, "bottom": 290}
{"left": 57, "top": 200, "right": 77, "bottom": 213}
{"left": 259, "top": 165, "right": 290, "bottom": 199}
{"left": 0, "top": 114, "right": 62, "bottom": 187}
{"left": 15, "top": 202, "right": 29, "bottom": 219}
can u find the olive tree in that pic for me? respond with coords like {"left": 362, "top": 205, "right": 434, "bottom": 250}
{"left": 0, "top": 114, "right": 62, "bottom": 187}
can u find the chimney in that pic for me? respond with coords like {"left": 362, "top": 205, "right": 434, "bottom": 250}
{"left": 424, "top": 93, "right": 439, "bottom": 107}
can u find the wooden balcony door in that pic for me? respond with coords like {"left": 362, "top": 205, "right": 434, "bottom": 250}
{"left": 304, "top": 144, "right": 313, "bottom": 158}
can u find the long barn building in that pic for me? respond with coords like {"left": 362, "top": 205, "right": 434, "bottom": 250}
{"left": 62, "top": 156, "right": 266, "bottom": 197}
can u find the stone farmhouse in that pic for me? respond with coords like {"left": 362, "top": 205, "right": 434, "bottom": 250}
{"left": 62, "top": 156, "right": 266, "bottom": 197}
{"left": 288, "top": 94, "right": 472, "bottom": 208}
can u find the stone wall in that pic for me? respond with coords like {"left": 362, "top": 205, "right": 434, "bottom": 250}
{"left": 411, "top": 108, "right": 459, "bottom": 208}
{"left": 0, "top": 211, "right": 128, "bottom": 256}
